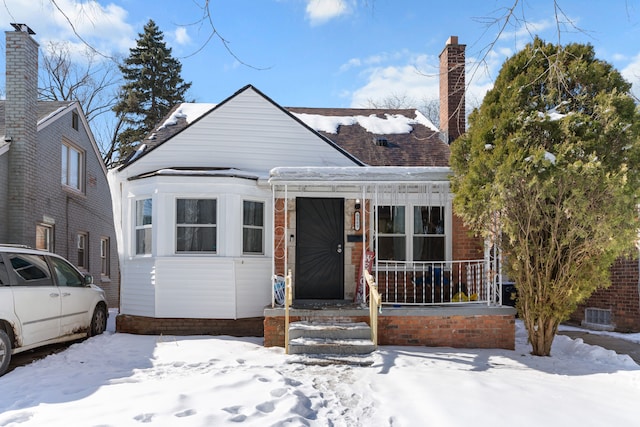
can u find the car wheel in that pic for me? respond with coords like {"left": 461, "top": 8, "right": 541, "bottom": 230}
{"left": 0, "top": 329, "right": 12, "bottom": 377}
{"left": 90, "top": 305, "right": 107, "bottom": 336}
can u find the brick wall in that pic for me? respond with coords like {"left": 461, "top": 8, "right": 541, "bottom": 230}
{"left": 117, "top": 314, "right": 264, "bottom": 336}
{"left": 264, "top": 311, "right": 515, "bottom": 350}
{"left": 570, "top": 256, "right": 640, "bottom": 332}
{"left": 6, "top": 28, "right": 38, "bottom": 244}
{"left": 439, "top": 36, "right": 466, "bottom": 143}
{"left": 452, "top": 213, "right": 483, "bottom": 261}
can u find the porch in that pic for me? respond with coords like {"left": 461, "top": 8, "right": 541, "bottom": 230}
{"left": 265, "top": 166, "right": 516, "bottom": 350}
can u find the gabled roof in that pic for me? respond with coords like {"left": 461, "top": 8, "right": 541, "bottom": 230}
{"left": 118, "top": 85, "right": 363, "bottom": 170}
{"left": 286, "top": 108, "right": 450, "bottom": 167}
{"left": 117, "top": 85, "right": 451, "bottom": 170}
{"left": 0, "top": 100, "right": 74, "bottom": 137}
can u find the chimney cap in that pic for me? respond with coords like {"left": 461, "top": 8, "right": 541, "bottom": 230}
{"left": 10, "top": 23, "right": 35, "bottom": 35}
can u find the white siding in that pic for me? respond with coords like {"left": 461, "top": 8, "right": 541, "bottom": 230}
{"left": 235, "top": 258, "right": 272, "bottom": 318}
{"left": 155, "top": 257, "right": 236, "bottom": 318}
{"left": 122, "top": 87, "right": 358, "bottom": 179}
{"left": 119, "top": 258, "right": 156, "bottom": 316}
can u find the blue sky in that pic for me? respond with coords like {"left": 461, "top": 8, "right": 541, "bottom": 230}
{"left": 1, "top": 0, "right": 639, "bottom": 111}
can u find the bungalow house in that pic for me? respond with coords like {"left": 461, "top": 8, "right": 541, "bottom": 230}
{"left": 0, "top": 24, "right": 120, "bottom": 307}
{"left": 111, "top": 37, "right": 516, "bottom": 349}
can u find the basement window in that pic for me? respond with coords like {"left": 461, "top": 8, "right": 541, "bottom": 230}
{"left": 583, "top": 308, "right": 613, "bottom": 330}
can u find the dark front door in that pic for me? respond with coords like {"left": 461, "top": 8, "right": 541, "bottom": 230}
{"left": 295, "top": 198, "right": 344, "bottom": 299}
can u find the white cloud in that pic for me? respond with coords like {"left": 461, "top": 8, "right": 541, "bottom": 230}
{"left": 1, "top": 0, "right": 134, "bottom": 57}
{"left": 174, "top": 27, "right": 191, "bottom": 45}
{"left": 305, "top": 0, "right": 349, "bottom": 25}
{"left": 621, "top": 52, "right": 640, "bottom": 100}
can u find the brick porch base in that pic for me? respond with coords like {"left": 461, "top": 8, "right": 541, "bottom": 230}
{"left": 264, "top": 306, "right": 516, "bottom": 350}
{"left": 116, "top": 314, "right": 264, "bottom": 337}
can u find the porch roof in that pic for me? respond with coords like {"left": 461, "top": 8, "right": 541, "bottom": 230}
{"left": 269, "top": 166, "right": 452, "bottom": 185}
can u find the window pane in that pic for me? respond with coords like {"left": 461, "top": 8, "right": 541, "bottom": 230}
{"left": 413, "top": 236, "right": 445, "bottom": 261}
{"left": 101, "top": 238, "right": 110, "bottom": 276}
{"left": 243, "top": 228, "right": 263, "bottom": 254}
{"left": 136, "top": 199, "right": 152, "bottom": 226}
{"left": 61, "top": 145, "right": 68, "bottom": 185}
{"left": 177, "top": 227, "right": 216, "bottom": 252}
{"left": 50, "top": 257, "right": 84, "bottom": 287}
{"left": 9, "top": 254, "right": 52, "bottom": 286}
{"left": 36, "top": 225, "right": 52, "bottom": 251}
{"left": 414, "top": 206, "right": 444, "bottom": 235}
{"left": 77, "top": 233, "right": 87, "bottom": 269}
{"left": 243, "top": 201, "right": 264, "bottom": 226}
{"left": 69, "top": 148, "right": 80, "bottom": 189}
{"left": 378, "top": 206, "right": 405, "bottom": 234}
{"left": 136, "top": 229, "right": 152, "bottom": 255}
{"left": 177, "top": 199, "right": 216, "bottom": 224}
{"left": 378, "top": 236, "right": 406, "bottom": 261}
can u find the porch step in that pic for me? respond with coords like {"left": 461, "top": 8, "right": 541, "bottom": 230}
{"left": 287, "top": 321, "right": 376, "bottom": 362}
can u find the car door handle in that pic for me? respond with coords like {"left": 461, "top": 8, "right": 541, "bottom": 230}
{"left": 62, "top": 292, "right": 71, "bottom": 297}
{"left": 49, "top": 293, "right": 60, "bottom": 298}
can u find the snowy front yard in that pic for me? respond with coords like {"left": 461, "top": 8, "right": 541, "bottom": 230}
{"left": 0, "top": 312, "right": 638, "bottom": 427}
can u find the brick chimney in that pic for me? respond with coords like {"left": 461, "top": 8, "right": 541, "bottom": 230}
{"left": 439, "top": 36, "right": 466, "bottom": 144}
{"left": 5, "top": 23, "right": 38, "bottom": 244}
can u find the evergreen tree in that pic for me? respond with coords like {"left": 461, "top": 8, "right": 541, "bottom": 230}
{"left": 113, "top": 19, "right": 191, "bottom": 161}
{"left": 450, "top": 38, "right": 640, "bottom": 356}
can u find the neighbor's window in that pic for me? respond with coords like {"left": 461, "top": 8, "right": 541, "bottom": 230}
{"left": 176, "top": 199, "right": 217, "bottom": 253}
{"left": 243, "top": 200, "right": 264, "bottom": 254}
{"left": 36, "top": 224, "right": 53, "bottom": 251}
{"left": 135, "top": 198, "right": 152, "bottom": 255}
{"left": 61, "top": 140, "right": 84, "bottom": 192}
{"left": 72, "top": 111, "right": 79, "bottom": 130}
{"left": 100, "top": 237, "right": 110, "bottom": 277}
{"left": 413, "top": 206, "right": 445, "bottom": 261}
{"left": 77, "top": 232, "right": 88, "bottom": 270}
{"left": 377, "top": 206, "right": 406, "bottom": 261}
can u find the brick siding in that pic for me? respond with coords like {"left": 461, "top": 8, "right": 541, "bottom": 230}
{"left": 116, "top": 314, "right": 264, "bottom": 337}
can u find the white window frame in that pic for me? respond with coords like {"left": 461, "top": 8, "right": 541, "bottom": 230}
{"left": 36, "top": 223, "right": 54, "bottom": 252}
{"left": 242, "top": 200, "right": 265, "bottom": 255}
{"left": 61, "top": 140, "right": 84, "bottom": 192}
{"left": 77, "top": 232, "right": 88, "bottom": 270}
{"left": 135, "top": 198, "right": 153, "bottom": 255}
{"left": 376, "top": 203, "right": 448, "bottom": 262}
{"left": 100, "top": 237, "right": 110, "bottom": 277}
{"left": 175, "top": 198, "right": 217, "bottom": 254}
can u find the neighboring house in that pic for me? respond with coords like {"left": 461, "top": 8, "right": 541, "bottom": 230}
{"left": 110, "top": 37, "right": 516, "bottom": 349}
{"left": 569, "top": 258, "right": 640, "bottom": 332}
{"left": 0, "top": 24, "right": 120, "bottom": 307}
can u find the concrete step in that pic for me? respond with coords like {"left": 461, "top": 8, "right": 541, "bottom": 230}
{"left": 289, "top": 337, "right": 376, "bottom": 355}
{"left": 287, "top": 321, "right": 376, "bottom": 359}
{"left": 288, "top": 321, "right": 372, "bottom": 340}
{"left": 287, "top": 353, "right": 376, "bottom": 366}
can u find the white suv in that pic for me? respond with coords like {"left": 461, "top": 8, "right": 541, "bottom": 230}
{"left": 0, "top": 245, "right": 108, "bottom": 376}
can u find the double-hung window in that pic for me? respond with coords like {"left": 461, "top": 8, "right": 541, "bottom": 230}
{"left": 243, "top": 200, "right": 264, "bottom": 254}
{"left": 135, "top": 198, "right": 152, "bottom": 255}
{"left": 377, "top": 205, "right": 446, "bottom": 262}
{"left": 176, "top": 199, "right": 217, "bottom": 253}
{"left": 36, "top": 224, "right": 53, "bottom": 252}
{"left": 61, "top": 140, "right": 84, "bottom": 192}
{"left": 100, "top": 237, "right": 110, "bottom": 277}
{"left": 77, "top": 232, "right": 88, "bottom": 270}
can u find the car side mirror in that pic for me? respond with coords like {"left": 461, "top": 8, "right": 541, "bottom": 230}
{"left": 83, "top": 274, "right": 94, "bottom": 285}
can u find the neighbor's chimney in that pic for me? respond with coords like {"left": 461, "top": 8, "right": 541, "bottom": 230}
{"left": 6, "top": 23, "right": 38, "bottom": 244}
{"left": 439, "top": 36, "right": 466, "bottom": 144}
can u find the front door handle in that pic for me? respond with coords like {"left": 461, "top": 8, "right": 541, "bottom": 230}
{"left": 337, "top": 244, "right": 342, "bottom": 254}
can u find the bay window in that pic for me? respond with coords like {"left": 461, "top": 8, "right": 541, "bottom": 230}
{"left": 135, "top": 198, "right": 152, "bottom": 255}
{"left": 243, "top": 200, "right": 264, "bottom": 254}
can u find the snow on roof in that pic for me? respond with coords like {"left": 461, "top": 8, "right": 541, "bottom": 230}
{"left": 157, "top": 103, "right": 217, "bottom": 130}
{"left": 292, "top": 110, "right": 439, "bottom": 134}
{"left": 269, "top": 166, "right": 451, "bottom": 183}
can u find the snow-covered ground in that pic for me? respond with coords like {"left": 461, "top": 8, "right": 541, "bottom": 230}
{"left": 1, "top": 310, "right": 639, "bottom": 427}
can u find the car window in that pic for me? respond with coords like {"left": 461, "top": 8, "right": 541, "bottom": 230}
{"left": 49, "top": 256, "right": 84, "bottom": 287}
{"left": 0, "top": 256, "right": 9, "bottom": 286}
{"left": 8, "top": 253, "right": 53, "bottom": 286}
